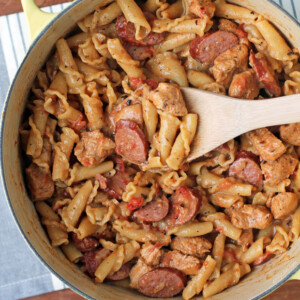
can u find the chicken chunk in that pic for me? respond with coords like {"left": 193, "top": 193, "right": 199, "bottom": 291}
{"left": 270, "top": 192, "right": 298, "bottom": 220}
{"left": 248, "top": 128, "right": 286, "bottom": 161}
{"left": 280, "top": 123, "right": 300, "bottom": 146}
{"left": 149, "top": 83, "right": 188, "bottom": 116}
{"left": 130, "top": 258, "right": 153, "bottom": 289}
{"left": 160, "top": 250, "right": 201, "bottom": 275}
{"left": 74, "top": 130, "right": 115, "bottom": 167}
{"left": 26, "top": 163, "right": 54, "bottom": 200}
{"left": 213, "top": 44, "right": 249, "bottom": 88}
{"left": 230, "top": 204, "right": 273, "bottom": 229}
{"left": 140, "top": 242, "right": 163, "bottom": 266}
{"left": 229, "top": 69, "right": 259, "bottom": 99}
{"left": 170, "top": 236, "right": 212, "bottom": 258}
{"left": 218, "top": 19, "right": 238, "bottom": 34}
{"left": 261, "top": 153, "right": 298, "bottom": 186}
{"left": 187, "top": 0, "right": 215, "bottom": 19}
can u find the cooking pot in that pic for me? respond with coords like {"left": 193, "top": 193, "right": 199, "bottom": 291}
{"left": 1, "top": 0, "right": 300, "bottom": 299}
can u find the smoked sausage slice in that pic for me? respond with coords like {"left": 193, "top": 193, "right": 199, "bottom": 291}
{"left": 115, "top": 119, "right": 148, "bottom": 164}
{"left": 134, "top": 195, "right": 169, "bottom": 222}
{"left": 81, "top": 248, "right": 111, "bottom": 276}
{"left": 249, "top": 51, "right": 281, "bottom": 97}
{"left": 116, "top": 14, "right": 166, "bottom": 46}
{"left": 138, "top": 267, "right": 187, "bottom": 298}
{"left": 165, "top": 186, "right": 201, "bottom": 226}
{"left": 72, "top": 233, "right": 99, "bottom": 252}
{"left": 228, "top": 150, "right": 263, "bottom": 188}
{"left": 106, "top": 262, "right": 132, "bottom": 281}
{"left": 190, "top": 31, "right": 239, "bottom": 64}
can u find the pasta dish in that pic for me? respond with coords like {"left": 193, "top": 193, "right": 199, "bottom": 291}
{"left": 20, "top": 0, "right": 300, "bottom": 298}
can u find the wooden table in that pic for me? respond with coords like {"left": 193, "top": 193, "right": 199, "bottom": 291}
{"left": 2, "top": 1, "right": 300, "bottom": 299}
{"left": 21, "top": 280, "right": 300, "bottom": 300}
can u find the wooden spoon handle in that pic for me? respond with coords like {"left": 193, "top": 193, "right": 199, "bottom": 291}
{"left": 239, "top": 94, "right": 300, "bottom": 132}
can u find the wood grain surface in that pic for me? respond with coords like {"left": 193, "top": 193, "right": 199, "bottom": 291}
{"left": 21, "top": 281, "right": 300, "bottom": 300}
{"left": 0, "top": 0, "right": 72, "bottom": 16}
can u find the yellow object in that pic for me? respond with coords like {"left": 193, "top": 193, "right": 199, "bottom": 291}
{"left": 21, "top": 0, "right": 58, "bottom": 42}
{"left": 290, "top": 269, "right": 300, "bottom": 280}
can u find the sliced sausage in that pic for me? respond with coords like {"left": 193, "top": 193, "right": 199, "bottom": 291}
{"left": 280, "top": 123, "right": 300, "bottom": 146}
{"left": 103, "top": 167, "right": 136, "bottom": 200}
{"left": 229, "top": 69, "right": 260, "bottom": 99}
{"left": 228, "top": 150, "right": 263, "bottom": 188}
{"left": 165, "top": 186, "right": 202, "bottom": 226}
{"left": 261, "top": 153, "right": 298, "bottom": 187}
{"left": 115, "top": 119, "right": 148, "bottom": 164}
{"left": 130, "top": 258, "right": 153, "bottom": 289}
{"left": 72, "top": 233, "right": 99, "bottom": 252}
{"left": 122, "top": 41, "right": 154, "bottom": 61}
{"left": 249, "top": 51, "right": 281, "bottom": 97}
{"left": 248, "top": 128, "right": 286, "bottom": 161}
{"left": 26, "top": 163, "right": 54, "bottom": 201}
{"left": 270, "top": 192, "right": 298, "bottom": 220}
{"left": 134, "top": 195, "right": 169, "bottom": 222}
{"left": 116, "top": 14, "right": 166, "bottom": 46}
{"left": 160, "top": 250, "right": 201, "bottom": 275}
{"left": 106, "top": 262, "right": 132, "bottom": 281}
{"left": 189, "top": 31, "right": 239, "bottom": 65}
{"left": 230, "top": 204, "right": 273, "bottom": 229}
{"left": 81, "top": 248, "right": 111, "bottom": 276}
{"left": 138, "top": 267, "right": 187, "bottom": 298}
{"left": 170, "top": 236, "right": 212, "bottom": 258}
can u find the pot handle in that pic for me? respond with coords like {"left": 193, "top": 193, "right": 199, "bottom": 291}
{"left": 20, "top": 0, "right": 59, "bottom": 42}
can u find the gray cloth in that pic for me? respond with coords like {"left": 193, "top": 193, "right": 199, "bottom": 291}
{"left": 0, "top": 1, "right": 299, "bottom": 299}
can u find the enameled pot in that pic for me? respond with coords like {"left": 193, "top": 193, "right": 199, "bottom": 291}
{"left": 1, "top": 0, "right": 300, "bottom": 299}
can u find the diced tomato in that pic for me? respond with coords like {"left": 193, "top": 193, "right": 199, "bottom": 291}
{"left": 70, "top": 113, "right": 87, "bottom": 132}
{"left": 129, "top": 77, "right": 158, "bottom": 91}
{"left": 237, "top": 24, "right": 248, "bottom": 38}
{"left": 215, "top": 226, "right": 224, "bottom": 233}
{"left": 127, "top": 197, "right": 144, "bottom": 212}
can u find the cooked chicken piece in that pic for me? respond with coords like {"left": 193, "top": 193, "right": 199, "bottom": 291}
{"left": 160, "top": 250, "right": 201, "bottom": 275}
{"left": 213, "top": 44, "right": 249, "bottom": 88}
{"left": 248, "top": 128, "right": 286, "bottom": 161}
{"left": 170, "top": 236, "right": 212, "bottom": 258}
{"left": 140, "top": 242, "right": 163, "bottom": 266}
{"left": 230, "top": 204, "right": 273, "bottom": 229}
{"left": 149, "top": 83, "right": 188, "bottom": 116}
{"left": 261, "top": 153, "right": 298, "bottom": 186}
{"left": 269, "top": 192, "right": 298, "bottom": 220}
{"left": 229, "top": 69, "right": 259, "bottom": 99}
{"left": 74, "top": 130, "right": 115, "bottom": 167}
{"left": 187, "top": 0, "right": 215, "bottom": 19}
{"left": 280, "top": 123, "right": 300, "bottom": 146}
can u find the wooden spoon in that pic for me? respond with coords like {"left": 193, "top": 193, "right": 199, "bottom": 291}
{"left": 181, "top": 87, "right": 300, "bottom": 161}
